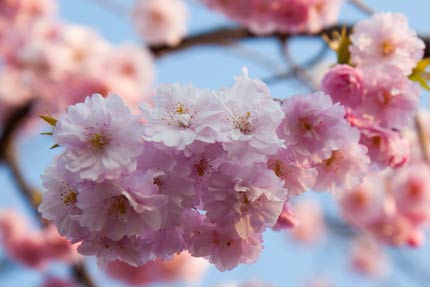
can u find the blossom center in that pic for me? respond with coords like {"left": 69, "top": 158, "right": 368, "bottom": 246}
{"left": 299, "top": 118, "right": 313, "bottom": 131}
{"left": 195, "top": 158, "right": 209, "bottom": 177}
{"left": 108, "top": 195, "right": 129, "bottom": 220}
{"left": 324, "top": 150, "right": 342, "bottom": 168}
{"left": 89, "top": 132, "right": 111, "bottom": 151}
{"left": 165, "top": 102, "right": 195, "bottom": 129}
{"left": 381, "top": 41, "right": 396, "bottom": 56}
{"left": 61, "top": 190, "right": 77, "bottom": 206}
{"left": 235, "top": 112, "right": 253, "bottom": 134}
{"left": 269, "top": 160, "right": 286, "bottom": 178}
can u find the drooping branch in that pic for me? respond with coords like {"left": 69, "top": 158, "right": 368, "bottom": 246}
{"left": 0, "top": 104, "right": 96, "bottom": 287}
{"left": 149, "top": 24, "right": 430, "bottom": 59}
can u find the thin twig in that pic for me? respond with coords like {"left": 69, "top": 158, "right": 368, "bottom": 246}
{"left": 279, "top": 39, "right": 319, "bottom": 91}
{"left": 82, "top": 0, "right": 129, "bottom": 17}
{"left": 264, "top": 44, "right": 330, "bottom": 85}
{"left": 149, "top": 23, "right": 430, "bottom": 59}
{"left": 415, "top": 113, "right": 430, "bottom": 162}
{"left": 348, "top": 0, "right": 375, "bottom": 15}
{"left": 225, "top": 44, "right": 285, "bottom": 72}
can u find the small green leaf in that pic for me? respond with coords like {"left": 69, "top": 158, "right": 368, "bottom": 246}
{"left": 322, "top": 27, "right": 351, "bottom": 65}
{"left": 40, "top": 115, "right": 57, "bottom": 127}
{"left": 50, "top": 143, "right": 60, "bottom": 149}
{"left": 337, "top": 28, "right": 351, "bottom": 65}
{"left": 409, "top": 58, "right": 430, "bottom": 91}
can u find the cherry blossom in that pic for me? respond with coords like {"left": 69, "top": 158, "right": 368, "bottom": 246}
{"left": 131, "top": 0, "right": 188, "bottom": 46}
{"left": 350, "top": 12, "right": 425, "bottom": 75}
{"left": 53, "top": 94, "right": 144, "bottom": 181}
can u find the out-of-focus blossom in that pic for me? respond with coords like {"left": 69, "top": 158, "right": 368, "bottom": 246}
{"left": 350, "top": 237, "right": 388, "bottom": 277}
{"left": 272, "top": 201, "right": 298, "bottom": 231}
{"left": 203, "top": 0, "right": 342, "bottom": 35}
{"left": 313, "top": 142, "right": 370, "bottom": 193}
{"left": 350, "top": 12, "right": 425, "bottom": 75}
{"left": 131, "top": 0, "right": 188, "bottom": 46}
{"left": 41, "top": 277, "right": 76, "bottom": 287}
{"left": 0, "top": 210, "right": 79, "bottom": 269}
{"left": 106, "top": 252, "right": 209, "bottom": 286}
{"left": 291, "top": 200, "right": 325, "bottom": 243}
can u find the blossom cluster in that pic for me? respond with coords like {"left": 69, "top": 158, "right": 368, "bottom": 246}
{"left": 0, "top": 0, "right": 154, "bottom": 125}
{"left": 0, "top": 210, "right": 79, "bottom": 269}
{"left": 339, "top": 109, "right": 430, "bottom": 247}
{"left": 321, "top": 13, "right": 425, "bottom": 169}
{"left": 39, "top": 67, "right": 371, "bottom": 271}
{"left": 202, "top": 0, "right": 342, "bottom": 35}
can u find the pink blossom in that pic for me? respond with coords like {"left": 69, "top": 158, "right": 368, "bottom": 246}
{"left": 39, "top": 158, "right": 84, "bottom": 239}
{"left": 131, "top": 0, "right": 188, "bottom": 46}
{"left": 320, "top": 64, "right": 364, "bottom": 109}
{"left": 0, "top": 210, "right": 27, "bottom": 243}
{"left": 356, "top": 120, "right": 410, "bottom": 169}
{"left": 350, "top": 237, "right": 388, "bottom": 277}
{"left": 367, "top": 214, "right": 415, "bottom": 246}
{"left": 267, "top": 149, "right": 317, "bottom": 197}
{"left": 350, "top": 12, "right": 425, "bottom": 75}
{"left": 0, "top": 211, "right": 79, "bottom": 269}
{"left": 203, "top": 0, "right": 342, "bottom": 35}
{"left": 221, "top": 69, "right": 284, "bottom": 164}
{"left": 141, "top": 84, "right": 226, "bottom": 150}
{"left": 76, "top": 178, "right": 166, "bottom": 240}
{"left": 313, "top": 142, "right": 370, "bottom": 193}
{"left": 359, "top": 67, "right": 420, "bottom": 130}
{"left": 272, "top": 201, "right": 298, "bottom": 231}
{"left": 339, "top": 172, "right": 388, "bottom": 228}
{"left": 390, "top": 162, "right": 430, "bottom": 225}
{"left": 53, "top": 94, "right": 144, "bottom": 181}
{"left": 41, "top": 277, "right": 76, "bottom": 287}
{"left": 0, "top": 0, "right": 56, "bottom": 33}
{"left": 106, "top": 252, "right": 208, "bottom": 286}
{"left": 187, "top": 221, "right": 263, "bottom": 271}
{"left": 39, "top": 225, "right": 80, "bottom": 263}
{"left": 291, "top": 200, "right": 325, "bottom": 243}
{"left": 78, "top": 235, "right": 151, "bottom": 268}
{"left": 100, "top": 44, "right": 154, "bottom": 110}
{"left": 203, "top": 163, "right": 286, "bottom": 238}
{"left": 278, "top": 91, "right": 356, "bottom": 162}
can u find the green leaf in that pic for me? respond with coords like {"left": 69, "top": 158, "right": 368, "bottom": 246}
{"left": 409, "top": 58, "right": 430, "bottom": 91}
{"left": 50, "top": 143, "right": 60, "bottom": 149}
{"left": 40, "top": 115, "right": 57, "bottom": 127}
{"left": 322, "top": 27, "right": 351, "bottom": 65}
{"left": 336, "top": 28, "right": 351, "bottom": 65}
{"left": 40, "top": 132, "right": 53, "bottom": 136}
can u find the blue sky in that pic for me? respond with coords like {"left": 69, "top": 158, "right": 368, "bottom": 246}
{"left": 1, "top": 0, "right": 429, "bottom": 286}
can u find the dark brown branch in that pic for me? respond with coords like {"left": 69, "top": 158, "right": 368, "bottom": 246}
{"left": 0, "top": 101, "right": 35, "bottom": 161}
{"left": 149, "top": 24, "right": 430, "bottom": 59}
{"left": 0, "top": 103, "right": 96, "bottom": 287}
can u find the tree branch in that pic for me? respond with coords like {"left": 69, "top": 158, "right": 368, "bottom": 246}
{"left": 149, "top": 24, "right": 430, "bottom": 59}
{"left": 0, "top": 103, "right": 96, "bottom": 287}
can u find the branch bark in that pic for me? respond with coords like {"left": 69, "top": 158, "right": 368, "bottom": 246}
{"left": 149, "top": 24, "right": 430, "bottom": 59}
{"left": 0, "top": 103, "right": 96, "bottom": 287}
